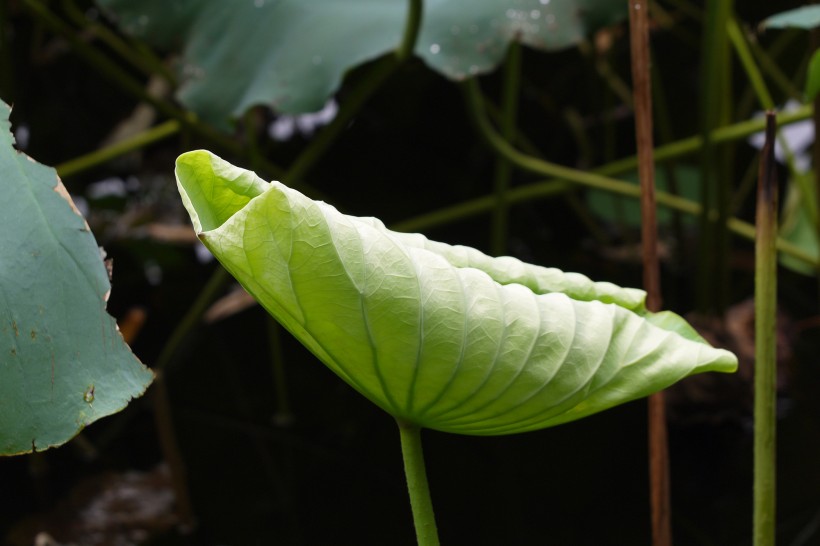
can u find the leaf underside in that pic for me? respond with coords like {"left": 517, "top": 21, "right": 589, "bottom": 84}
{"left": 176, "top": 150, "right": 737, "bottom": 436}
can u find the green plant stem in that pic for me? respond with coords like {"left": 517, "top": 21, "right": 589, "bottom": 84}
{"left": 729, "top": 16, "right": 818, "bottom": 275}
{"left": 754, "top": 113, "right": 778, "bottom": 546}
{"left": 285, "top": 56, "right": 396, "bottom": 183}
{"left": 267, "top": 318, "right": 292, "bottom": 424}
{"left": 453, "top": 79, "right": 818, "bottom": 267}
{"left": 491, "top": 41, "right": 521, "bottom": 255}
{"left": 747, "top": 29, "right": 803, "bottom": 101}
{"left": 23, "top": 0, "right": 286, "bottom": 182}
{"left": 55, "top": 120, "right": 180, "bottom": 178}
{"left": 391, "top": 180, "right": 572, "bottom": 232}
{"left": 397, "top": 420, "right": 440, "bottom": 546}
{"left": 463, "top": 79, "right": 683, "bottom": 208}
{"left": 154, "top": 266, "right": 231, "bottom": 372}
{"left": 728, "top": 17, "right": 803, "bottom": 182}
{"left": 697, "top": 0, "right": 733, "bottom": 314}
{"left": 395, "top": 0, "right": 423, "bottom": 63}
{"left": 579, "top": 40, "right": 635, "bottom": 108}
{"left": 21, "top": 0, "right": 242, "bottom": 157}
{"left": 287, "top": 0, "right": 422, "bottom": 184}
{"left": 813, "top": 29, "right": 820, "bottom": 310}
{"left": 728, "top": 18, "right": 774, "bottom": 109}
{"left": 152, "top": 372, "right": 196, "bottom": 530}
{"left": 60, "top": 0, "right": 176, "bottom": 84}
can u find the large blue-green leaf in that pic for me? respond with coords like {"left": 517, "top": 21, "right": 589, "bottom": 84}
{"left": 175, "top": 150, "right": 737, "bottom": 436}
{"left": 761, "top": 6, "right": 820, "bottom": 30}
{"left": 0, "top": 101, "right": 154, "bottom": 455}
{"left": 97, "top": 0, "right": 626, "bottom": 127}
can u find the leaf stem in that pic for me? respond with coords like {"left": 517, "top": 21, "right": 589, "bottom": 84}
{"left": 754, "top": 112, "right": 778, "bottom": 546}
{"left": 697, "top": 0, "right": 733, "bottom": 314}
{"left": 21, "top": 0, "right": 286, "bottom": 180}
{"left": 396, "top": 0, "right": 423, "bottom": 63}
{"left": 397, "top": 420, "right": 440, "bottom": 546}
{"left": 55, "top": 120, "right": 180, "bottom": 178}
{"left": 457, "top": 78, "right": 817, "bottom": 268}
{"left": 154, "top": 266, "right": 231, "bottom": 372}
{"left": 728, "top": 17, "right": 807, "bottom": 220}
{"left": 491, "top": 41, "right": 521, "bottom": 255}
{"left": 285, "top": 56, "right": 396, "bottom": 183}
{"left": 287, "top": 0, "right": 423, "bottom": 184}
{"left": 21, "top": 1, "right": 233, "bottom": 148}
{"left": 60, "top": 0, "right": 176, "bottom": 84}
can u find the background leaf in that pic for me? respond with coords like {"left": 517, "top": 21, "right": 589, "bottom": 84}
{"left": 176, "top": 150, "right": 737, "bottom": 436}
{"left": 96, "top": 0, "right": 626, "bottom": 127}
{"left": 780, "top": 176, "right": 819, "bottom": 276}
{"left": 586, "top": 164, "right": 702, "bottom": 228}
{"left": 0, "top": 101, "right": 153, "bottom": 456}
{"left": 760, "top": 5, "right": 820, "bottom": 30}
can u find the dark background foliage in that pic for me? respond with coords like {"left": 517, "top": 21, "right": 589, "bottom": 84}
{"left": 2, "top": 1, "right": 820, "bottom": 545}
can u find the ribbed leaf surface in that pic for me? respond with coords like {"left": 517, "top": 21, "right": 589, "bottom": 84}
{"left": 176, "top": 150, "right": 737, "bottom": 435}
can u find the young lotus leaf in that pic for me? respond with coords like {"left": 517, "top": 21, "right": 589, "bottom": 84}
{"left": 176, "top": 150, "right": 737, "bottom": 436}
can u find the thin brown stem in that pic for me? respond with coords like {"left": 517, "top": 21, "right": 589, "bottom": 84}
{"left": 628, "top": 1, "right": 671, "bottom": 545}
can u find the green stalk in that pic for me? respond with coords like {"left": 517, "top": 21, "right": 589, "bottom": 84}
{"left": 395, "top": 0, "right": 423, "bottom": 63}
{"left": 21, "top": 0, "right": 244, "bottom": 161}
{"left": 697, "top": 0, "right": 733, "bottom": 314}
{"left": 267, "top": 318, "right": 292, "bottom": 424}
{"left": 728, "top": 18, "right": 802, "bottom": 177}
{"left": 727, "top": 18, "right": 774, "bottom": 109}
{"left": 754, "top": 113, "right": 778, "bottom": 546}
{"left": 287, "top": 0, "right": 422, "bottom": 183}
{"left": 154, "top": 266, "right": 231, "bottom": 372}
{"left": 60, "top": 0, "right": 176, "bottom": 84}
{"left": 397, "top": 420, "right": 440, "bottom": 546}
{"left": 463, "top": 79, "right": 684, "bottom": 207}
{"left": 746, "top": 29, "right": 803, "bottom": 101}
{"left": 814, "top": 29, "right": 820, "bottom": 311}
{"left": 390, "top": 181, "right": 573, "bottom": 233}
{"left": 55, "top": 120, "right": 180, "bottom": 178}
{"left": 284, "top": 56, "right": 397, "bottom": 183}
{"left": 22, "top": 0, "right": 291, "bottom": 182}
{"left": 452, "top": 80, "right": 817, "bottom": 267}
{"left": 491, "top": 41, "right": 521, "bottom": 255}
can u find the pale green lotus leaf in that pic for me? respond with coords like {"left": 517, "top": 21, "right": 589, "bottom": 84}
{"left": 175, "top": 150, "right": 737, "bottom": 436}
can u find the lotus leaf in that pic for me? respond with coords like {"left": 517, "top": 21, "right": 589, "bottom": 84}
{"left": 175, "top": 150, "right": 737, "bottom": 435}
{"left": 0, "top": 101, "right": 153, "bottom": 455}
{"left": 98, "top": 0, "right": 626, "bottom": 127}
